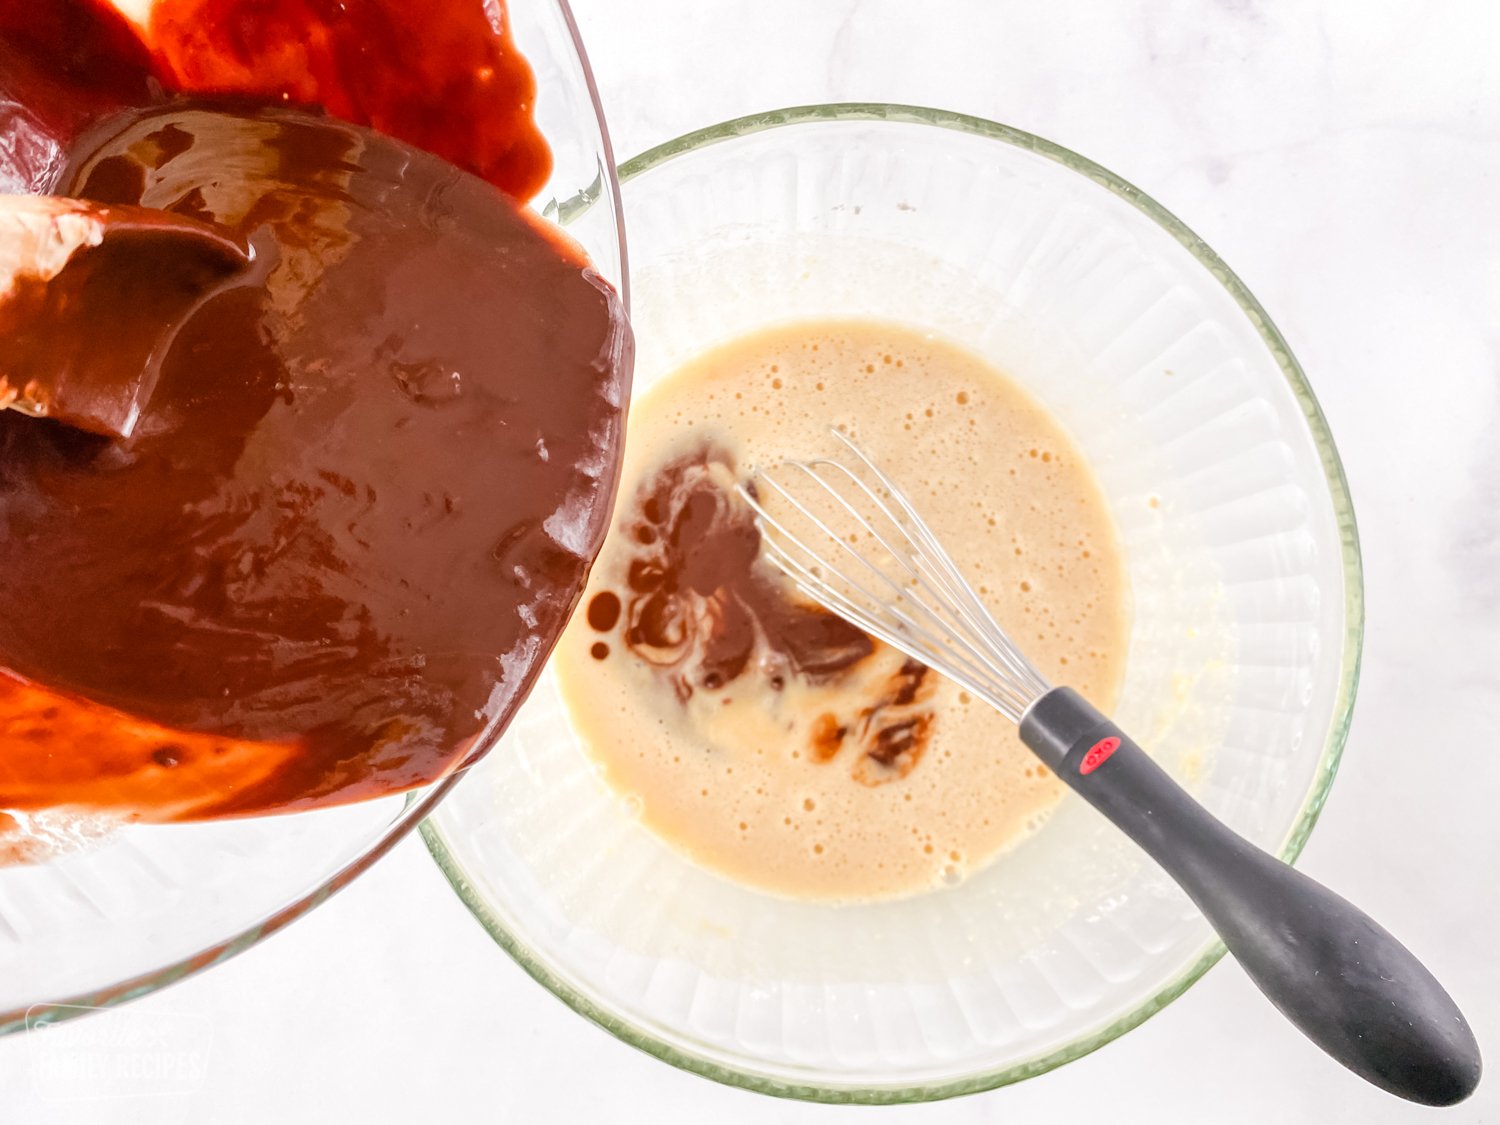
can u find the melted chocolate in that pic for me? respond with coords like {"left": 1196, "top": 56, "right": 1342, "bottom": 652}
{"left": 0, "top": 101, "right": 629, "bottom": 819}
{"left": 585, "top": 448, "right": 936, "bottom": 778}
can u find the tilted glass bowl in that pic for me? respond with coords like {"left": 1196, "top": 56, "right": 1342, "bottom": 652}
{"left": 423, "top": 104, "right": 1363, "bottom": 1102}
{"left": 0, "top": 0, "right": 626, "bottom": 1037}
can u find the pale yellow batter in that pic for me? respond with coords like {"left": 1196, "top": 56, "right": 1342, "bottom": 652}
{"left": 556, "top": 320, "right": 1129, "bottom": 901}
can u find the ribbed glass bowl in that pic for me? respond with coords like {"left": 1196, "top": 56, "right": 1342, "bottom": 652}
{"left": 423, "top": 104, "right": 1363, "bottom": 1102}
{"left": 0, "top": 0, "right": 625, "bottom": 1037}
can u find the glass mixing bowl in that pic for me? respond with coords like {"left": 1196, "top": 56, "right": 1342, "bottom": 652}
{"left": 0, "top": 0, "right": 626, "bottom": 1037}
{"left": 423, "top": 104, "right": 1364, "bottom": 1102}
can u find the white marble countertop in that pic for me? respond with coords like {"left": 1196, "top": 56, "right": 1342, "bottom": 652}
{"left": 3, "top": 1, "right": 1498, "bottom": 1120}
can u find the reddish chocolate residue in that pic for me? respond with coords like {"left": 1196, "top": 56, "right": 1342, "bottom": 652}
{"left": 810, "top": 713, "right": 847, "bottom": 762}
{"left": 0, "top": 1, "right": 158, "bottom": 185}
{"left": 586, "top": 447, "right": 937, "bottom": 780}
{"left": 0, "top": 0, "right": 551, "bottom": 200}
{"left": 146, "top": 0, "right": 553, "bottom": 200}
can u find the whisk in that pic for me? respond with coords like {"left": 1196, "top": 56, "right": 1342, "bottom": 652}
{"left": 739, "top": 429, "right": 1480, "bottom": 1107}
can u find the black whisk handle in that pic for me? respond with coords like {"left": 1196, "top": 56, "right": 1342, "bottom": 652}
{"left": 1019, "top": 686, "right": 1481, "bottom": 1106}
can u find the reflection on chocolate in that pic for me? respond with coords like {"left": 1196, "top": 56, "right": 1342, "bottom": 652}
{"left": 586, "top": 446, "right": 934, "bottom": 776}
{"left": 0, "top": 207, "right": 249, "bottom": 437}
{"left": 0, "top": 102, "right": 630, "bottom": 821}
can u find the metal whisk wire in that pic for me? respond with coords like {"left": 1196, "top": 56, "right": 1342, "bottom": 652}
{"left": 736, "top": 429, "right": 1052, "bottom": 723}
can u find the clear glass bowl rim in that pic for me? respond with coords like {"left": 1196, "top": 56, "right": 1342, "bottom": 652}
{"left": 421, "top": 101, "right": 1367, "bottom": 1105}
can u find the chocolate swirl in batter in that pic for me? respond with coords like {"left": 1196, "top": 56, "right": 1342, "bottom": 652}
{"left": 586, "top": 447, "right": 936, "bottom": 780}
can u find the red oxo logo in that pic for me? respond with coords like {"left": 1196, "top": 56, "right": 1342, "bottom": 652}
{"left": 1079, "top": 736, "right": 1121, "bottom": 775}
